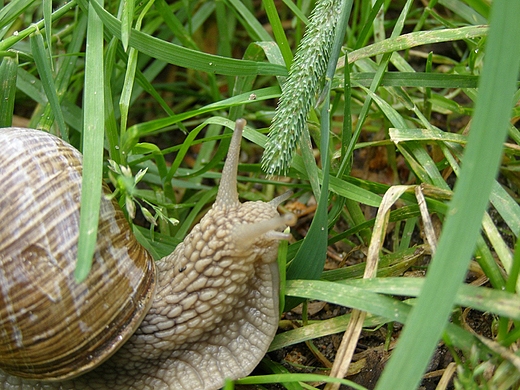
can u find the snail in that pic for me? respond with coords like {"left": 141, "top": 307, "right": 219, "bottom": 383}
{"left": 0, "top": 119, "right": 296, "bottom": 390}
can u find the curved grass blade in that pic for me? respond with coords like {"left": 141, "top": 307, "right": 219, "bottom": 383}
{"left": 341, "top": 278, "right": 520, "bottom": 321}
{"left": 89, "top": 0, "right": 286, "bottom": 77}
{"left": 226, "top": 0, "right": 272, "bottom": 42}
{"left": 340, "top": 25, "right": 488, "bottom": 67}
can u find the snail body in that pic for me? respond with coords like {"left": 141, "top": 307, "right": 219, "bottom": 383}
{"left": 0, "top": 120, "right": 295, "bottom": 389}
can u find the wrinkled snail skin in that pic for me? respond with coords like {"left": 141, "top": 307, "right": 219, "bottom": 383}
{"left": 0, "top": 119, "right": 295, "bottom": 390}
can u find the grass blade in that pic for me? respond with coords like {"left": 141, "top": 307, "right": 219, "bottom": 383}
{"left": 226, "top": 0, "right": 272, "bottom": 42}
{"left": 0, "top": 53, "right": 17, "bottom": 127}
{"left": 121, "top": 0, "right": 134, "bottom": 51}
{"left": 262, "top": 0, "right": 292, "bottom": 68}
{"left": 75, "top": 0, "right": 106, "bottom": 282}
{"left": 42, "top": 0, "right": 52, "bottom": 65}
{"left": 342, "top": 25, "right": 488, "bottom": 67}
{"left": 30, "top": 28, "right": 68, "bottom": 139}
{"left": 89, "top": 0, "right": 286, "bottom": 77}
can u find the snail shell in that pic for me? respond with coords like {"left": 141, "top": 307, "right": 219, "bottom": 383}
{"left": 0, "top": 120, "right": 295, "bottom": 390}
{"left": 0, "top": 128, "right": 155, "bottom": 381}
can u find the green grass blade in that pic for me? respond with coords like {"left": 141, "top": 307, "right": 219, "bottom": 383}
{"left": 225, "top": 0, "right": 272, "bottom": 42}
{"left": 438, "top": 0, "right": 488, "bottom": 24}
{"left": 121, "top": 0, "right": 134, "bottom": 51}
{"left": 155, "top": 0, "right": 198, "bottom": 49}
{"left": 0, "top": 53, "right": 17, "bottom": 127}
{"left": 89, "top": 0, "right": 286, "bottom": 77}
{"left": 270, "top": 312, "right": 387, "bottom": 352}
{"left": 287, "top": 277, "right": 520, "bottom": 327}
{"left": 0, "top": 0, "right": 36, "bottom": 40}
{"left": 75, "top": 0, "right": 106, "bottom": 282}
{"left": 490, "top": 181, "right": 520, "bottom": 236}
{"left": 258, "top": 360, "right": 304, "bottom": 390}
{"left": 284, "top": 121, "right": 329, "bottom": 310}
{"left": 119, "top": 0, "right": 154, "bottom": 139}
{"left": 43, "top": 0, "right": 53, "bottom": 66}
{"left": 39, "top": 12, "right": 87, "bottom": 137}
{"left": 344, "top": 72, "right": 479, "bottom": 88}
{"left": 262, "top": 0, "right": 292, "bottom": 68}
{"left": 341, "top": 25, "right": 488, "bottom": 67}
{"left": 280, "top": 0, "right": 309, "bottom": 24}
{"left": 285, "top": 279, "right": 488, "bottom": 356}
{"left": 285, "top": 279, "right": 408, "bottom": 324}
{"left": 30, "top": 28, "right": 68, "bottom": 140}
{"left": 119, "top": 45, "right": 138, "bottom": 137}
{"left": 354, "top": 0, "right": 385, "bottom": 50}
{"left": 375, "top": 1, "right": 520, "bottom": 388}
{"left": 341, "top": 278, "right": 520, "bottom": 321}
{"left": 121, "top": 85, "right": 281, "bottom": 152}
{"left": 237, "top": 373, "right": 367, "bottom": 390}
{"left": 367, "top": 93, "right": 449, "bottom": 188}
